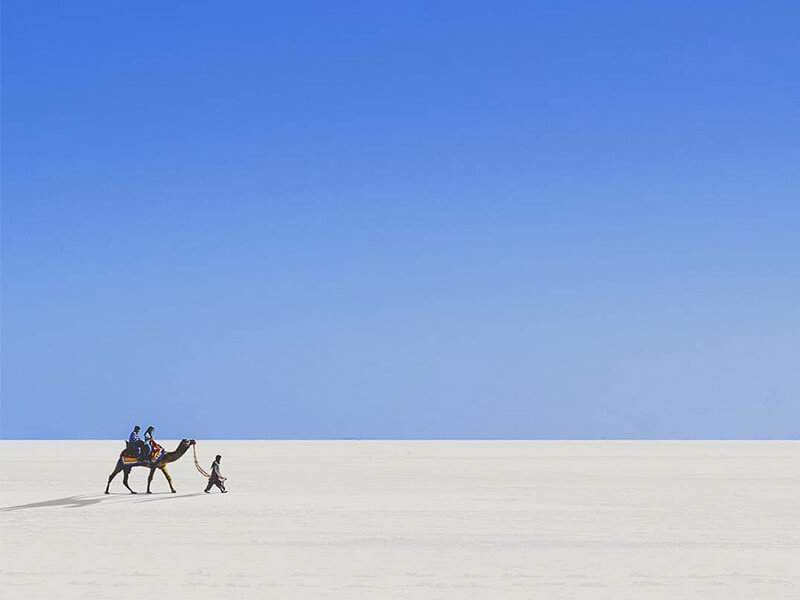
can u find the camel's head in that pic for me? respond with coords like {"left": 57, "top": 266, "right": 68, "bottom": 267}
{"left": 180, "top": 438, "right": 196, "bottom": 447}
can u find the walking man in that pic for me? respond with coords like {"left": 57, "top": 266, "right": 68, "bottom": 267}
{"left": 204, "top": 455, "right": 227, "bottom": 493}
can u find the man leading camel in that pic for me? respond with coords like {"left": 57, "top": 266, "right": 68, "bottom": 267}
{"left": 204, "top": 455, "right": 228, "bottom": 493}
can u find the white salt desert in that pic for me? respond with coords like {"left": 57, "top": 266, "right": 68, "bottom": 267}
{"left": 1, "top": 440, "right": 798, "bottom": 598}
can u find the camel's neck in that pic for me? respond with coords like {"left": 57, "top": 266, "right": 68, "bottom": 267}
{"left": 163, "top": 443, "right": 190, "bottom": 464}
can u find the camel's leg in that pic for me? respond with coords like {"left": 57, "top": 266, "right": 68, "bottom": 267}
{"left": 105, "top": 463, "right": 123, "bottom": 494}
{"left": 122, "top": 467, "right": 137, "bottom": 494}
{"left": 160, "top": 466, "right": 177, "bottom": 493}
{"left": 146, "top": 467, "right": 156, "bottom": 494}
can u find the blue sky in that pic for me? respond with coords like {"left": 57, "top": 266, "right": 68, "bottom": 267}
{"left": 2, "top": 1, "right": 799, "bottom": 439}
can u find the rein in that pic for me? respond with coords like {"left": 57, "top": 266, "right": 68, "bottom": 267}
{"left": 192, "top": 443, "right": 210, "bottom": 478}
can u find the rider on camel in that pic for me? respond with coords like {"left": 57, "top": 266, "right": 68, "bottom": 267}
{"left": 128, "top": 426, "right": 147, "bottom": 463}
{"left": 144, "top": 426, "right": 162, "bottom": 462}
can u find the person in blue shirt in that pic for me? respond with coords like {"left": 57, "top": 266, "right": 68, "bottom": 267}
{"left": 128, "top": 425, "right": 147, "bottom": 462}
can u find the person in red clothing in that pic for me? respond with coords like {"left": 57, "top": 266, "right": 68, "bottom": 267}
{"left": 204, "top": 455, "right": 227, "bottom": 493}
{"left": 143, "top": 426, "right": 163, "bottom": 463}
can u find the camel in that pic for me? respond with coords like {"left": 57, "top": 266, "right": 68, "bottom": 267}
{"left": 105, "top": 438, "right": 196, "bottom": 494}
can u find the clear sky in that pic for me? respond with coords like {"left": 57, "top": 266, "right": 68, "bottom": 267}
{"left": 2, "top": 1, "right": 799, "bottom": 439}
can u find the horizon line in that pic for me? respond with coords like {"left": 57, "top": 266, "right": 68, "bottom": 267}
{"left": 1, "top": 437, "right": 798, "bottom": 442}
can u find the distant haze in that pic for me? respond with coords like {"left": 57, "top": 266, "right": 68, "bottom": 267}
{"left": 2, "top": 1, "right": 799, "bottom": 439}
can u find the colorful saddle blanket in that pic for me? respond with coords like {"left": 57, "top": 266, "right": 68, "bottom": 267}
{"left": 121, "top": 445, "right": 165, "bottom": 465}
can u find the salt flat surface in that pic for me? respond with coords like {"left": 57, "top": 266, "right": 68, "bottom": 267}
{"left": 1, "top": 441, "right": 798, "bottom": 599}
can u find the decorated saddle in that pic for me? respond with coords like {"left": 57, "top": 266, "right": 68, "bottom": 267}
{"left": 120, "top": 441, "right": 165, "bottom": 465}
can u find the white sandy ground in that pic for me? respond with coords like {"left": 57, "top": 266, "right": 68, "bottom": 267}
{"left": 1, "top": 441, "right": 798, "bottom": 599}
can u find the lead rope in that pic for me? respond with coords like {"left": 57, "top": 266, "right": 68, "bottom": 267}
{"left": 192, "top": 443, "right": 210, "bottom": 478}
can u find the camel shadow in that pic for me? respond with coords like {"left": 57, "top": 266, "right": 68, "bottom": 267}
{"left": 2, "top": 491, "right": 210, "bottom": 512}
{"left": 0, "top": 494, "right": 117, "bottom": 512}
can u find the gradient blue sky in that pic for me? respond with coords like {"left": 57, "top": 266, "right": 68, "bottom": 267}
{"left": 2, "top": 1, "right": 799, "bottom": 439}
